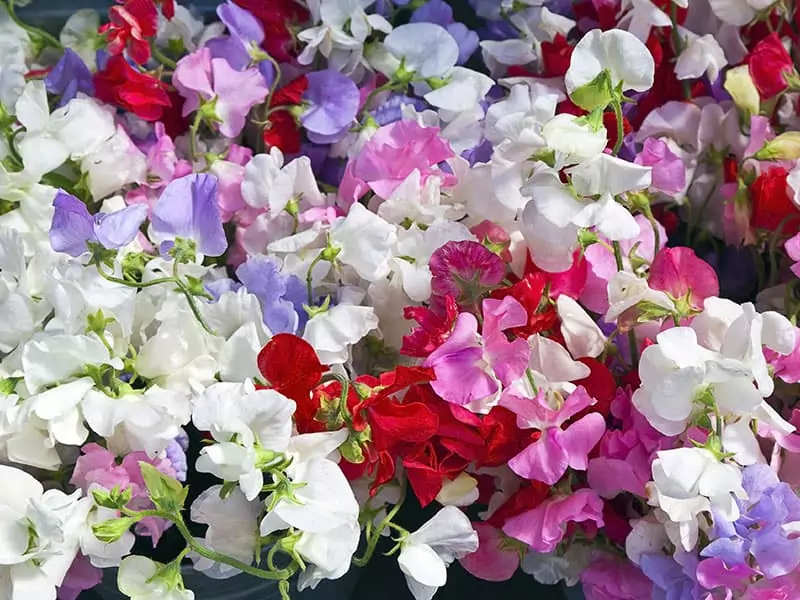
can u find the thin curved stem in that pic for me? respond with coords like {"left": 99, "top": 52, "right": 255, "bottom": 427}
{"left": 352, "top": 480, "right": 406, "bottom": 568}
{"left": 150, "top": 43, "right": 177, "bottom": 69}
{"left": 305, "top": 251, "right": 326, "bottom": 305}
{"left": 4, "top": 1, "right": 62, "bottom": 49}
{"left": 611, "top": 100, "right": 625, "bottom": 156}
{"left": 612, "top": 241, "right": 640, "bottom": 368}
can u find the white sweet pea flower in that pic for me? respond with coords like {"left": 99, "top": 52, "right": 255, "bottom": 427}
{"left": 193, "top": 381, "right": 296, "bottom": 500}
{"left": 60, "top": 9, "right": 100, "bottom": 69}
{"left": 423, "top": 67, "right": 494, "bottom": 113}
{"left": 330, "top": 203, "right": 397, "bottom": 282}
{"left": 398, "top": 506, "right": 478, "bottom": 600}
{"left": 674, "top": 31, "right": 727, "bottom": 82}
{"left": 0, "top": 38, "right": 27, "bottom": 113}
{"left": 648, "top": 448, "right": 746, "bottom": 551}
{"left": 295, "top": 521, "right": 361, "bottom": 590}
{"left": 556, "top": 295, "right": 606, "bottom": 359}
{"left": 156, "top": 4, "right": 207, "bottom": 52}
{"left": 722, "top": 418, "right": 763, "bottom": 466}
{"left": 617, "top": 0, "right": 671, "bottom": 41}
{"left": 241, "top": 148, "right": 324, "bottom": 215}
{"left": 0, "top": 228, "right": 47, "bottom": 353}
{"left": 303, "top": 301, "right": 379, "bottom": 364}
{"left": 625, "top": 516, "right": 669, "bottom": 566}
{"left": 383, "top": 23, "right": 459, "bottom": 79}
{"left": 14, "top": 81, "right": 70, "bottom": 178}
{"left": 565, "top": 28, "right": 655, "bottom": 98}
{"left": 485, "top": 83, "right": 560, "bottom": 161}
{"left": 377, "top": 168, "right": 465, "bottom": 226}
{"left": 189, "top": 485, "right": 260, "bottom": 579}
{"left": 80, "top": 125, "right": 147, "bottom": 200}
{"left": 708, "top": 0, "right": 770, "bottom": 26}
{"left": 541, "top": 114, "right": 608, "bottom": 166}
{"left": 118, "top": 555, "right": 194, "bottom": 600}
{"left": 605, "top": 271, "right": 674, "bottom": 323}
{"left": 0, "top": 465, "right": 92, "bottom": 600}
{"left": 510, "top": 334, "right": 591, "bottom": 404}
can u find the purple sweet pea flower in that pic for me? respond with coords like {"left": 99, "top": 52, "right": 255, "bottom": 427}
{"left": 412, "top": 0, "right": 452, "bottom": 25}
{"left": 45, "top": 48, "right": 94, "bottom": 107}
{"left": 639, "top": 553, "right": 699, "bottom": 600}
{"left": 205, "top": 278, "right": 242, "bottom": 301}
{"left": 634, "top": 138, "right": 686, "bottom": 195}
{"left": 236, "top": 255, "right": 307, "bottom": 335}
{"left": 300, "top": 70, "right": 360, "bottom": 145}
{"left": 218, "top": 0, "right": 264, "bottom": 46}
{"left": 164, "top": 437, "right": 188, "bottom": 482}
{"left": 151, "top": 174, "right": 228, "bottom": 257}
{"left": 446, "top": 23, "right": 480, "bottom": 64}
{"left": 49, "top": 191, "right": 147, "bottom": 257}
{"left": 209, "top": 1, "right": 275, "bottom": 87}
{"left": 206, "top": 36, "right": 251, "bottom": 70}
{"left": 371, "top": 94, "right": 427, "bottom": 127}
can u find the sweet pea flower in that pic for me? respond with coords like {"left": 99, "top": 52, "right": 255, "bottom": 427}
{"left": 648, "top": 247, "right": 720, "bottom": 312}
{"left": 675, "top": 31, "right": 727, "bottom": 83}
{"left": 235, "top": 255, "right": 307, "bottom": 335}
{"left": 634, "top": 138, "right": 686, "bottom": 195}
{"left": 398, "top": 506, "right": 478, "bottom": 600}
{"left": 50, "top": 190, "right": 148, "bottom": 257}
{"left": 339, "top": 120, "right": 456, "bottom": 204}
{"left": 459, "top": 523, "right": 520, "bottom": 582}
{"left": 117, "top": 556, "right": 194, "bottom": 600}
{"left": 501, "top": 386, "right": 605, "bottom": 485}
{"left": 382, "top": 23, "right": 459, "bottom": 79}
{"left": 173, "top": 47, "right": 268, "bottom": 138}
{"left": 44, "top": 48, "right": 93, "bottom": 107}
{"left": 151, "top": 173, "right": 227, "bottom": 258}
{"left": 300, "top": 70, "right": 360, "bottom": 144}
{"left": 329, "top": 203, "right": 397, "bottom": 283}
{"left": 580, "top": 555, "right": 653, "bottom": 600}
{"left": 208, "top": 0, "right": 275, "bottom": 85}
{"left": 786, "top": 232, "right": 800, "bottom": 278}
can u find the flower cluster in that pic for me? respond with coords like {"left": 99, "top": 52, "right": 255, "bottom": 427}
{"left": 3, "top": 1, "right": 800, "bottom": 599}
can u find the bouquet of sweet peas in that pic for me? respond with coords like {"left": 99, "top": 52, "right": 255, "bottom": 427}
{"left": 4, "top": 0, "right": 800, "bottom": 598}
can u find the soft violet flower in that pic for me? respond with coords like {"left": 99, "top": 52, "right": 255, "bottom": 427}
{"left": 211, "top": 0, "right": 275, "bottom": 86}
{"left": 371, "top": 94, "right": 427, "bottom": 127}
{"left": 580, "top": 555, "right": 653, "bottom": 600}
{"left": 410, "top": 0, "right": 477, "bottom": 63}
{"left": 44, "top": 48, "right": 93, "bottom": 107}
{"left": 648, "top": 247, "right": 720, "bottom": 312}
{"left": 339, "top": 120, "right": 456, "bottom": 204}
{"left": 501, "top": 386, "right": 605, "bottom": 485}
{"left": 300, "top": 70, "right": 360, "bottom": 144}
{"left": 164, "top": 438, "right": 188, "bottom": 482}
{"left": 634, "top": 138, "right": 686, "bottom": 195}
{"left": 173, "top": 47, "right": 268, "bottom": 138}
{"left": 502, "top": 488, "right": 605, "bottom": 553}
{"left": 424, "top": 296, "right": 529, "bottom": 409}
{"left": 151, "top": 173, "right": 228, "bottom": 257}
{"left": 205, "top": 278, "right": 242, "bottom": 301}
{"left": 236, "top": 255, "right": 307, "bottom": 335}
{"left": 50, "top": 190, "right": 148, "bottom": 256}
{"left": 429, "top": 240, "right": 506, "bottom": 306}
{"left": 639, "top": 553, "right": 701, "bottom": 600}
{"left": 70, "top": 443, "right": 180, "bottom": 544}
{"left": 57, "top": 554, "right": 102, "bottom": 600}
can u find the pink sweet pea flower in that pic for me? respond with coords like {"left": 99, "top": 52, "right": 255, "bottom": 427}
{"left": 501, "top": 386, "right": 605, "bottom": 485}
{"left": 208, "top": 144, "right": 252, "bottom": 221}
{"left": 339, "top": 120, "right": 456, "bottom": 204}
{"left": 459, "top": 523, "right": 520, "bottom": 582}
{"left": 766, "top": 327, "right": 800, "bottom": 384}
{"left": 648, "top": 246, "right": 719, "bottom": 311}
{"left": 173, "top": 47, "right": 268, "bottom": 138}
{"left": 581, "top": 555, "right": 653, "bottom": 600}
{"left": 786, "top": 233, "right": 800, "bottom": 278}
{"left": 57, "top": 554, "right": 102, "bottom": 600}
{"left": 502, "top": 488, "right": 605, "bottom": 553}
{"left": 424, "top": 297, "right": 529, "bottom": 409}
{"left": 634, "top": 138, "right": 686, "bottom": 195}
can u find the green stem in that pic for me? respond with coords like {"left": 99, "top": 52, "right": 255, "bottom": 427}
{"left": 611, "top": 100, "right": 625, "bottom": 155}
{"left": 359, "top": 81, "right": 399, "bottom": 118}
{"left": 669, "top": 3, "right": 692, "bottom": 100}
{"left": 306, "top": 251, "right": 326, "bottom": 305}
{"left": 263, "top": 52, "right": 282, "bottom": 109}
{"left": 174, "top": 518, "right": 296, "bottom": 581}
{"left": 353, "top": 481, "right": 406, "bottom": 568}
{"left": 4, "top": 0, "right": 62, "bottom": 50}
{"left": 189, "top": 110, "right": 203, "bottom": 162}
{"left": 612, "top": 241, "right": 640, "bottom": 368}
{"left": 150, "top": 43, "right": 177, "bottom": 69}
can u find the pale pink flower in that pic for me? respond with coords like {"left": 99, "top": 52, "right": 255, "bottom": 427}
{"left": 459, "top": 523, "right": 520, "bottom": 582}
{"left": 634, "top": 138, "right": 686, "bottom": 195}
{"left": 785, "top": 233, "right": 800, "bottom": 278}
{"left": 648, "top": 246, "right": 719, "bottom": 311}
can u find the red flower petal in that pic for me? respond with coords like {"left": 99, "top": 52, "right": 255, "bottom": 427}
{"left": 257, "top": 333, "right": 325, "bottom": 402}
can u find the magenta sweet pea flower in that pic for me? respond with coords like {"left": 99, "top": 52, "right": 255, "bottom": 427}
{"left": 429, "top": 240, "right": 506, "bottom": 306}
{"left": 173, "top": 47, "right": 268, "bottom": 138}
{"left": 648, "top": 246, "right": 719, "bottom": 311}
{"left": 300, "top": 70, "right": 360, "bottom": 144}
{"left": 580, "top": 555, "right": 654, "bottom": 600}
{"left": 634, "top": 137, "right": 686, "bottom": 195}
{"left": 339, "top": 120, "right": 456, "bottom": 204}
{"left": 501, "top": 386, "right": 605, "bottom": 485}
{"left": 502, "top": 488, "right": 605, "bottom": 553}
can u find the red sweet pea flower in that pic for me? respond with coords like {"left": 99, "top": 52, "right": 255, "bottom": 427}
{"left": 401, "top": 295, "right": 458, "bottom": 357}
{"left": 746, "top": 33, "right": 797, "bottom": 99}
{"left": 156, "top": 0, "right": 175, "bottom": 19}
{"left": 750, "top": 166, "right": 800, "bottom": 236}
{"left": 540, "top": 34, "right": 573, "bottom": 77}
{"left": 479, "top": 406, "right": 527, "bottom": 467}
{"left": 93, "top": 55, "right": 171, "bottom": 121}
{"left": 262, "top": 75, "right": 309, "bottom": 154}
{"left": 99, "top": 0, "right": 158, "bottom": 65}
{"left": 257, "top": 333, "right": 326, "bottom": 413}
{"left": 485, "top": 481, "right": 551, "bottom": 529}
{"left": 490, "top": 273, "right": 558, "bottom": 339}
{"left": 571, "top": 358, "right": 617, "bottom": 421}
{"left": 233, "top": 0, "right": 309, "bottom": 62}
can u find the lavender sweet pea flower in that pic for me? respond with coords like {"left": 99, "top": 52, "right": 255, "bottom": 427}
{"left": 151, "top": 174, "right": 228, "bottom": 258}
{"left": 164, "top": 437, "right": 188, "bottom": 482}
{"left": 211, "top": 0, "right": 275, "bottom": 87}
{"left": 411, "top": 0, "right": 452, "bottom": 25}
{"left": 300, "top": 70, "right": 360, "bottom": 145}
{"left": 45, "top": 48, "right": 93, "bottom": 107}
{"left": 371, "top": 94, "right": 427, "bottom": 127}
{"left": 639, "top": 554, "right": 699, "bottom": 600}
{"left": 50, "top": 191, "right": 147, "bottom": 257}
{"left": 236, "top": 255, "right": 307, "bottom": 334}
{"left": 205, "top": 278, "right": 242, "bottom": 301}
{"left": 446, "top": 23, "right": 480, "bottom": 64}
{"left": 218, "top": 0, "right": 264, "bottom": 46}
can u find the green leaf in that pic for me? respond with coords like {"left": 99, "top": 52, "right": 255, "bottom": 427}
{"left": 139, "top": 462, "right": 188, "bottom": 515}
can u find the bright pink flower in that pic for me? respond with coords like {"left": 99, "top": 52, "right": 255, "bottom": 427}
{"left": 459, "top": 523, "right": 520, "bottom": 582}
{"left": 501, "top": 386, "right": 605, "bottom": 485}
{"left": 339, "top": 120, "right": 456, "bottom": 204}
{"left": 786, "top": 233, "right": 800, "bottom": 279}
{"left": 429, "top": 240, "right": 506, "bottom": 306}
{"left": 648, "top": 246, "right": 719, "bottom": 311}
{"left": 423, "top": 297, "right": 528, "bottom": 407}
{"left": 71, "top": 443, "right": 177, "bottom": 544}
{"left": 696, "top": 558, "right": 757, "bottom": 593}
{"left": 766, "top": 327, "right": 800, "bottom": 384}
{"left": 581, "top": 555, "right": 653, "bottom": 600}
{"left": 742, "top": 568, "right": 800, "bottom": 599}
{"left": 634, "top": 138, "right": 686, "bottom": 195}
{"left": 470, "top": 220, "right": 512, "bottom": 262}
{"left": 580, "top": 215, "right": 666, "bottom": 314}
{"left": 173, "top": 47, "right": 268, "bottom": 138}
{"left": 502, "top": 488, "right": 605, "bottom": 553}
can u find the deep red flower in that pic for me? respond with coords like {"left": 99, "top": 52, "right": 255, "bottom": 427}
{"left": 523, "top": 250, "right": 587, "bottom": 300}
{"left": 401, "top": 295, "right": 458, "bottom": 357}
{"left": 99, "top": 0, "right": 158, "bottom": 65}
{"left": 750, "top": 167, "right": 800, "bottom": 236}
{"left": 490, "top": 273, "right": 558, "bottom": 339}
{"left": 256, "top": 334, "right": 326, "bottom": 422}
{"left": 233, "top": 0, "right": 309, "bottom": 62}
{"left": 652, "top": 205, "right": 679, "bottom": 236}
{"left": 540, "top": 34, "right": 573, "bottom": 78}
{"left": 93, "top": 55, "right": 171, "bottom": 121}
{"left": 479, "top": 406, "right": 527, "bottom": 467}
{"left": 572, "top": 359, "right": 617, "bottom": 421}
{"left": 262, "top": 75, "right": 309, "bottom": 154}
{"left": 603, "top": 110, "right": 632, "bottom": 152}
{"left": 485, "top": 481, "right": 551, "bottom": 529}
{"left": 746, "top": 33, "right": 797, "bottom": 99}
{"left": 573, "top": 0, "right": 619, "bottom": 31}
{"left": 157, "top": 0, "right": 175, "bottom": 19}
{"left": 646, "top": 32, "right": 665, "bottom": 70}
